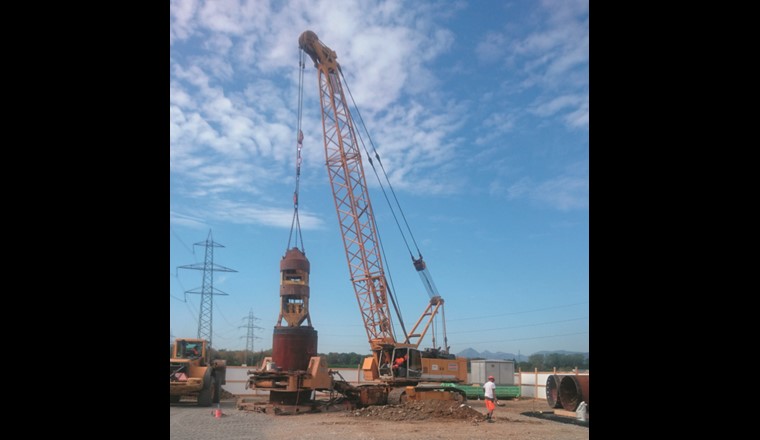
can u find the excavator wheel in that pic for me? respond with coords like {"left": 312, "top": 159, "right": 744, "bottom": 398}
{"left": 197, "top": 376, "right": 215, "bottom": 407}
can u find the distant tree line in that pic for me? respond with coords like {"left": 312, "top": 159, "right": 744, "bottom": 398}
{"left": 515, "top": 353, "right": 589, "bottom": 371}
{"left": 172, "top": 345, "right": 588, "bottom": 371}
{"left": 169, "top": 346, "right": 368, "bottom": 369}
{"left": 217, "top": 350, "right": 365, "bottom": 368}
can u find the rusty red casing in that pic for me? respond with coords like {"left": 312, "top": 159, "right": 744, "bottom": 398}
{"left": 545, "top": 374, "right": 568, "bottom": 409}
{"left": 271, "top": 327, "right": 318, "bottom": 371}
{"left": 280, "top": 248, "right": 310, "bottom": 275}
{"left": 559, "top": 375, "right": 589, "bottom": 411}
{"left": 280, "top": 248, "right": 310, "bottom": 299}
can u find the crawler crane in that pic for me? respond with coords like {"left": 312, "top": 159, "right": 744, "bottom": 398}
{"left": 298, "top": 30, "right": 468, "bottom": 405}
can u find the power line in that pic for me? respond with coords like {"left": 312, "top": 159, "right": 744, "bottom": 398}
{"left": 171, "top": 226, "right": 196, "bottom": 255}
{"left": 216, "top": 304, "right": 241, "bottom": 329}
{"left": 447, "top": 317, "right": 589, "bottom": 335}
{"left": 169, "top": 293, "right": 186, "bottom": 302}
{"left": 170, "top": 270, "right": 191, "bottom": 302}
{"left": 448, "top": 301, "right": 589, "bottom": 321}
{"left": 457, "top": 330, "right": 589, "bottom": 346}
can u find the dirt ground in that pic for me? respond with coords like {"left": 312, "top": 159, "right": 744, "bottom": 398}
{"left": 230, "top": 395, "right": 589, "bottom": 440}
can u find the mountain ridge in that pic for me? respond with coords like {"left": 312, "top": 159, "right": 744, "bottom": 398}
{"left": 456, "top": 348, "right": 589, "bottom": 362}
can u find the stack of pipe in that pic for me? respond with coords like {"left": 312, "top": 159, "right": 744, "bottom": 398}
{"left": 558, "top": 375, "right": 589, "bottom": 412}
{"left": 545, "top": 374, "right": 567, "bottom": 408}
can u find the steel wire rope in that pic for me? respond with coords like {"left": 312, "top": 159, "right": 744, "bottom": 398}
{"left": 287, "top": 50, "right": 307, "bottom": 252}
{"left": 339, "top": 70, "right": 420, "bottom": 260}
{"left": 335, "top": 69, "right": 410, "bottom": 340}
{"left": 339, "top": 69, "right": 448, "bottom": 348}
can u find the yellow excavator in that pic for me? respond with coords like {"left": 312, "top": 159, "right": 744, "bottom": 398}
{"left": 169, "top": 338, "right": 226, "bottom": 406}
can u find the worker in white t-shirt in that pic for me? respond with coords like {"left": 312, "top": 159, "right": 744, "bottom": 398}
{"left": 483, "top": 375, "right": 498, "bottom": 422}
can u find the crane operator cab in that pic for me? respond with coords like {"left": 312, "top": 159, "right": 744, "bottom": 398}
{"left": 178, "top": 341, "right": 202, "bottom": 359}
{"left": 381, "top": 348, "right": 422, "bottom": 380}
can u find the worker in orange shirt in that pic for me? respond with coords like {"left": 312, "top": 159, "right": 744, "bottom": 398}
{"left": 393, "top": 353, "right": 408, "bottom": 377}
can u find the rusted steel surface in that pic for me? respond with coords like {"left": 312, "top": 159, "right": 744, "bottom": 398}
{"left": 278, "top": 247, "right": 312, "bottom": 327}
{"left": 272, "top": 327, "right": 318, "bottom": 371}
{"left": 558, "top": 375, "right": 589, "bottom": 411}
{"left": 545, "top": 374, "right": 567, "bottom": 408}
{"left": 280, "top": 248, "right": 310, "bottom": 272}
{"left": 280, "top": 282, "right": 309, "bottom": 297}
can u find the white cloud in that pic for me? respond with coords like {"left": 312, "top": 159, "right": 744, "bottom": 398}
{"left": 171, "top": 0, "right": 468, "bottom": 200}
{"left": 542, "top": 0, "right": 589, "bottom": 23}
{"left": 169, "top": 106, "right": 219, "bottom": 169}
{"left": 505, "top": 176, "right": 532, "bottom": 199}
{"left": 204, "top": 34, "right": 234, "bottom": 56}
{"left": 495, "top": 161, "right": 588, "bottom": 211}
{"left": 531, "top": 174, "right": 588, "bottom": 211}
{"left": 473, "top": 111, "right": 519, "bottom": 147}
{"left": 170, "top": 0, "right": 589, "bottom": 222}
{"left": 170, "top": 210, "right": 209, "bottom": 229}
{"left": 170, "top": 0, "right": 199, "bottom": 43}
{"left": 476, "top": 32, "right": 508, "bottom": 64}
{"left": 216, "top": 200, "right": 307, "bottom": 228}
{"left": 170, "top": 81, "right": 196, "bottom": 109}
{"left": 475, "top": 0, "right": 588, "bottom": 131}
{"left": 172, "top": 198, "right": 326, "bottom": 230}
{"left": 563, "top": 96, "right": 589, "bottom": 128}
{"left": 530, "top": 94, "right": 583, "bottom": 118}
{"left": 197, "top": 0, "right": 249, "bottom": 35}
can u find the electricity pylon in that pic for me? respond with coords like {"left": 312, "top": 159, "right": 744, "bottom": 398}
{"left": 241, "top": 309, "right": 263, "bottom": 366}
{"left": 178, "top": 230, "right": 237, "bottom": 348}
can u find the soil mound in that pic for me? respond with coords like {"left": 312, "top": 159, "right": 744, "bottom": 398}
{"left": 348, "top": 400, "right": 485, "bottom": 422}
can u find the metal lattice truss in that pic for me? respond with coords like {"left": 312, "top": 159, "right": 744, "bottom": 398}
{"left": 317, "top": 67, "right": 396, "bottom": 348}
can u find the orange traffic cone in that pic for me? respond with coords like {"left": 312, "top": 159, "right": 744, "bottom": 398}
{"left": 214, "top": 404, "right": 222, "bottom": 419}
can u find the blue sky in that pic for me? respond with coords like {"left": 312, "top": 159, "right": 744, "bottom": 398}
{"left": 170, "top": 0, "right": 588, "bottom": 357}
